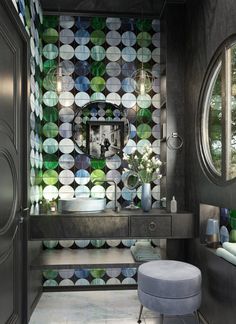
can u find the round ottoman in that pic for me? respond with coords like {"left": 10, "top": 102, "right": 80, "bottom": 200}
{"left": 137, "top": 260, "right": 202, "bottom": 323}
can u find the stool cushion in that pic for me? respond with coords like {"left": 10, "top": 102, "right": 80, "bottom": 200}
{"left": 138, "top": 289, "right": 201, "bottom": 316}
{"left": 138, "top": 260, "right": 201, "bottom": 299}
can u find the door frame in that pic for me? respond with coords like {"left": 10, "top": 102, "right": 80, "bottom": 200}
{"left": 1, "top": 1, "right": 30, "bottom": 323}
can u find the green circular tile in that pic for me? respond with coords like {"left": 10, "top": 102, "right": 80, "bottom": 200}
{"left": 35, "top": 170, "right": 43, "bottom": 185}
{"left": 44, "top": 154, "right": 58, "bottom": 170}
{"left": 90, "top": 76, "right": 106, "bottom": 92}
{"left": 105, "top": 108, "right": 113, "bottom": 117}
{"left": 43, "top": 240, "right": 58, "bottom": 249}
{"left": 43, "top": 122, "right": 58, "bottom": 138}
{"left": 43, "top": 74, "right": 56, "bottom": 91}
{"left": 43, "top": 28, "right": 59, "bottom": 44}
{"left": 91, "top": 158, "right": 106, "bottom": 169}
{"left": 137, "top": 109, "right": 152, "bottom": 123}
{"left": 91, "top": 17, "right": 106, "bottom": 30}
{"left": 137, "top": 47, "right": 151, "bottom": 63}
{"left": 43, "top": 60, "right": 57, "bottom": 73}
{"left": 43, "top": 138, "right": 58, "bottom": 154}
{"left": 43, "top": 44, "right": 58, "bottom": 60}
{"left": 91, "top": 46, "right": 106, "bottom": 61}
{"left": 137, "top": 124, "right": 152, "bottom": 139}
{"left": 43, "top": 107, "right": 58, "bottom": 122}
{"left": 35, "top": 118, "right": 43, "bottom": 135}
{"left": 136, "top": 19, "right": 152, "bottom": 31}
{"left": 90, "top": 269, "right": 106, "bottom": 278}
{"left": 43, "top": 169, "right": 58, "bottom": 185}
{"left": 137, "top": 94, "right": 152, "bottom": 108}
{"left": 91, "top": 30, "right": 105, "bottom": 45}
{"left": 137, "top": 32, "right": 152, "bottom": 47}
{"left": 91, "top": 169, "right": 106, "bottom": 184}
{"left": 43, "top": 279, "right": 58, "bottom": 287}
{"left": 91, "top": 61, "right": 106, "bottom": 76}
{"left": 43, "top": 16, "right": 59, "bottom": 28}
{"left": 43, "top": 270, "right": 58, "bottom": 280}
{"left": 43, "top": 91, "right": 58, "bottom": 107}
{"left": 91, "top": 240, "right": 106, "bottom": 248}
{"left": 25, "top": 6, "right": 31, "bottom": 29}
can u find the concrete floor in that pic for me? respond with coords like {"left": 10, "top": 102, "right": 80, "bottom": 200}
{"left": 29, "top": 290, "right": 198, "bottom": 324}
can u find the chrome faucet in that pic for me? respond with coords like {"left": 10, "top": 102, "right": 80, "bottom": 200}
{"left": 95, "top": 178, "right": 119, "bottom": 212}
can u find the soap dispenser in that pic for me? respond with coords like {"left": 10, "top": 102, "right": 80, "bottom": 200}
{"left": 170, "top": 196, "right": 177, "bottom": 213}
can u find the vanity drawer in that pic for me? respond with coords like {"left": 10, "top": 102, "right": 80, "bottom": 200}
{"left": 130, "top": 216, "right": 171, "bottom": 237}
{"left": 30, "top": 216, "right": 129, "bottom": 240}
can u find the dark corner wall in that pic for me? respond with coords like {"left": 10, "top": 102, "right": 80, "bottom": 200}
{"left": 184, "top": 0, "right": 236, "bottom": 323}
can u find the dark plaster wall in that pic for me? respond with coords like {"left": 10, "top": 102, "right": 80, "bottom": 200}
{"left": 185, "top": 0, "right": 236, "bottom": 211}
{"left": 184, "top": 1, "right": 236, "bottom": 323}
{"left": 165, "top": 4, "right": 185, "bottom": 212}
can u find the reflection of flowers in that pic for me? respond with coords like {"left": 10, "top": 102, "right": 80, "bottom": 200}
{"left": 123, "top": 145, "right": 162, "bottom": 183}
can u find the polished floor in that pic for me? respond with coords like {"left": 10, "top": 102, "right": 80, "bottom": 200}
{"left": 29, "top": 290, "right": 197, "bottom": 324}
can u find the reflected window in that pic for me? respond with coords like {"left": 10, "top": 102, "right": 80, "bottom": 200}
{"left": 201, "top": 39, "right": 236, "bottom": 182}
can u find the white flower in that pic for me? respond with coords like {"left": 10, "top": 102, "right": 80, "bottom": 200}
{"left": 123, "top": 154, "right": 129, "bottom": 160}
{"left": 151, "top": 156, "right": 156, "bottom": 163}
{"left": 147, "top": 168, "right": 152, "bottom": 173}
{"left": 134, "top": 155, "right": 138, "bottom": 160}
{"left": 138, "top": 165, "right": 144, "bottom": 170}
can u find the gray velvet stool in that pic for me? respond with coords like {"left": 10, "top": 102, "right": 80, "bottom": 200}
{"left": 137, "top": 260, "right": 202, "bottom": 324}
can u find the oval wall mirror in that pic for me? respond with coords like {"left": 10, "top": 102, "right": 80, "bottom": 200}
{"left": 73, "top": 101, "right": 129, "bottom": 159}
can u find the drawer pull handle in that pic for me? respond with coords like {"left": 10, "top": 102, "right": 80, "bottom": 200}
{"left": 149, "top": 221, "right": 157, "bottom": 231}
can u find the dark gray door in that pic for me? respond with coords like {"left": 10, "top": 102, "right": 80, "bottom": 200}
{"left": 0, "top": 1, "right": 29, "bottom": 323}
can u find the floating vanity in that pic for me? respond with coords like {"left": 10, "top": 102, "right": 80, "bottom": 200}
{"left": 30, "top": 209, "right": 194, "bottom": 240}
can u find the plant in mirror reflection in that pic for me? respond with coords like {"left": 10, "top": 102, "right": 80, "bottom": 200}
{"left": 123, "top": 145, "right": 162, "bottom": 183}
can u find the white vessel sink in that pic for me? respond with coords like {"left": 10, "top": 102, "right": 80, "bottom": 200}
{"left": 58, "top": 197, "right": 106, "bottom": 213}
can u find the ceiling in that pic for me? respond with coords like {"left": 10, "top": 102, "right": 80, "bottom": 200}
{"left": 41, "top": 0, "right": 170, "bottom": 18}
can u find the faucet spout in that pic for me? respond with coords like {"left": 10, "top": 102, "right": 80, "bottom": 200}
{"left": 95, "top": 178, "right": 119, "bottom": 212}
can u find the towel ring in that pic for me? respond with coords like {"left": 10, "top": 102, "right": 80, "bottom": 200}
{"left": 166, "top": 132, "right": 183, "bottom": 150}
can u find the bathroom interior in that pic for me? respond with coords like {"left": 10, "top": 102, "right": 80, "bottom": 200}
{"left": 1, "top": 0, "right": 236, "bottom": 323}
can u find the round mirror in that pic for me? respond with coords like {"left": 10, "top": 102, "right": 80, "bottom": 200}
{"left": 73, "top": 101, "right": 129, "bottom": 159}
{"left": 123, "top": 170, "right": 139, "bottom": 209}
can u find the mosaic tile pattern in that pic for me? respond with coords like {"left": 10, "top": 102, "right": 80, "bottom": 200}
{"left": 39, "top": 15, "right": 161, "bottom": 287}
{"left": 40, "top": 15, "right": 161, "bottom": 210}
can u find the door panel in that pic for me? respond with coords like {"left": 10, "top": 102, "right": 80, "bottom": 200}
{"left": 0, "top": 1, "right": 29, "bottom": 323}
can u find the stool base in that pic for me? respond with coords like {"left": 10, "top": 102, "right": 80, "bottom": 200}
{"left": 137, "top": 304, "right": 200, "bottom": 324}
{"left": 137, "top": 304, "right": 143, "bottom": 323}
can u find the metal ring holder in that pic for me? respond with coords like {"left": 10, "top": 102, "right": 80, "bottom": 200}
{"left": 166, "top": 132, "right": 183, "bottom": 150}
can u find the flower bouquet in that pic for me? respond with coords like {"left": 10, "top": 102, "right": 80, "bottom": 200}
{"left": 123, "top": 145, "right": 162, "bottom": 184}
{"left": 123, "top": 145, "right": 162, "bottom": 211}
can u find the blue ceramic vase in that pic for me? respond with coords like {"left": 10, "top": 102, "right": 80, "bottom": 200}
{"left": 141, "top": 183, "right": 152, "bottom": 212}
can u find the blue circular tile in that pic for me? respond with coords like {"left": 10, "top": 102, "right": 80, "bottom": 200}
{"left": 75, "top": 76, "right": 90, "bottom": 91}
{"left": 75, "top": 17, "right": 90, "bottom": 29}
{"left": 75, "top": 29, "right": 90, "bottom": 45}
{"left": 122, "top": 77, "right": 136, "bottom": 92}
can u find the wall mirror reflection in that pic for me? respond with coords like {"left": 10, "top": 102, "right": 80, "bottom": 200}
{"left": 73, "top": 101, "right": 129, "bottom": 159}
{"left": 200, "top": 38, "right": 236, "bottom": 183}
